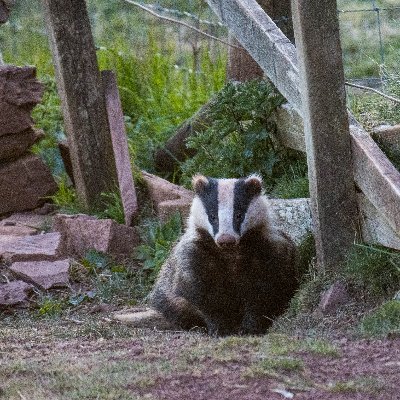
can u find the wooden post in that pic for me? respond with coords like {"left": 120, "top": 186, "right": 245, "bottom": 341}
{"left": 226, "top": 0, "right": 293, "bottom": 82}
{"left": 102, "top": 70, "right": 138, "bottom": 226}
{"left": 291, "top": 0, "right": 358, "bottom": 269}
{"left": 42, "top": 0, "right": 118, "bottom": 210}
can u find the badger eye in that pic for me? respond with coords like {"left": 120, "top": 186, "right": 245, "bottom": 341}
{"left": 235, "top": 212, "right": 242, "bottom": 220}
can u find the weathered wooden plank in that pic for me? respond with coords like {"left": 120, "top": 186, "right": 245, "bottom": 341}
{"left": 102, "top": 70, "right": 138, "bottom": 226}
{"left": 205, "top": 0, "right": 400, "bottom": 240}
{"left": 358, "top": 194, "right": 400, "bottom": 251}
{"left": 350, "top": 118, "right": 400, "bottom": 234}
{"left": 271, "top": 197, "right": 400, "bottom": 250}
{"left": 206, "top": 0, "right": 301, "bottom": 115}
{"left": 42, "top": 0, "right": 118, "bottom": 210}
{"left": 291, "top": 0, "right": 358, "bottom": 268}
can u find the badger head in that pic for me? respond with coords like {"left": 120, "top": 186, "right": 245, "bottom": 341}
{"left": 188, "top": 174, "right": 270, "bottom": 249}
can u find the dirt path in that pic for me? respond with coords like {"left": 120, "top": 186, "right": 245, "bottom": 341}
{"left": 1, "top": 313, "right": 399, "bottom": 400}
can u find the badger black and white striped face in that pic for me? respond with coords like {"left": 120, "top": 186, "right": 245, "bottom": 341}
{"left": 189, "top": 174, "right": 267, "bottom": 248}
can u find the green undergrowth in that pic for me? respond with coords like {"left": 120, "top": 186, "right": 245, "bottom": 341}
{"left": 135, "top": 213, "right": 182, "bottom": 285}
{"left": 33, "top": 208, "right": 182, "bottom": 318}
{"left": 348, "top": 68, "right": 400, "bottom": 128}
{"left": 360, "top": 299, "right": 400, "bottom": 337}
{"left": 277, "top": 241, "right": 400, "bottom": 338}
{"left": 178, "top": 80, "right": 309, "bottom": 198}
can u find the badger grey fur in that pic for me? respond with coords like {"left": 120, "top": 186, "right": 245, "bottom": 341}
{"left": 149, "top": 174, "right": 298, "bottom": 336}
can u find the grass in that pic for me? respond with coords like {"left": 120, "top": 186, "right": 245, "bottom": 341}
{"left": 342, "top": 243, "right": 400, "bottom": 299}
{"left": 327, "top": 377, "right": 385, "bottom": 395}
{"left": 273, "top": 242, "right": 400, "bottom": 338}
{"left": 338, "top": 0, "right": 400, "bottom": 78}
{"left": 359, "top": 299, "right": 400, "bottom": 337}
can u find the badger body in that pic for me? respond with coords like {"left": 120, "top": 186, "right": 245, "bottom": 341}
{"left": 149, "top": 174, "right": 298, "bottom": 336}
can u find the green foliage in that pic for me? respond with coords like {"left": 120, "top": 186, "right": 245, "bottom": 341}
{"left": 348, "top": 68, "right": 400, "bottom": 130}
{"left": 359, "top": 299, "right": 400, "bottom": 337}
{"left": 49, "top": 176, "right": 81, "bottom": 214}
{"left": 71, "top": 250, "right": 152, "bottom": 306}
{"left": 272, "top": 160, "right": 309, "bottom": 199}
{"left": 180, "top": 80, "right": 284, "bottom": 185}
{"left": 343, "top": 244, "right": 400, "bottom": 299}
{"left": 81, "top": 250, "right": 109, "bottom": 275}
{"left": 338, "top": 0, "right": 400, "bottom": 78}
{"left": 31, "top": 76, "right": 66, "bottom": 177}
{"left": 179, "top": 80, "right": 308, "bottom": 196}
{"left": 37, "top": 296, "right": 64, "bottom": 317}
{"left": 136, "top": 213, "right": 182, "bottom": 283}
{"left": 97, "top": 191, "right": 125, "bottom": 225}
{"left": 97, "top": 39, "right": 226, "bottom": 172}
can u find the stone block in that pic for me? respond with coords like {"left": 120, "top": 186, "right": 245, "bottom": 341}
{"left": 0, "top": 232, "right": 62, "bottom": 262}
{"left": 0, "top": 280, "right": 33, "bottom": 309}
{"left": 0, "top": 225, "right": 38, "bottom": 236}
{"left": 317, "top": 281, "right": 350, "bottom": 315}
{"left": 1, "top": 212, "right": 52, "bottom": 231}
{"left": 0, "top": 154, "right": 58, "bottom": 215}
{"left": 0, "top": 65, "right": 44, "bottom": 135}
{"left": 0, "top": 128, "right": 44, "bottom": 161}
{"left": 272, "top": 103, "right": 305, "bottom": 152}
{"left": 269, "top": 198, "right": 313, "bottom": 245}
{"left": 141, "top": 171, "right": 194, "bottom": 222}
{"left": 53, "top": 214, "right": 139, "bottom": 259}
{"left": 9, "top": 259, "right": 70, "bottom": 290}
{"left": 371, "top": 124, "right": 400, "bottom": 155}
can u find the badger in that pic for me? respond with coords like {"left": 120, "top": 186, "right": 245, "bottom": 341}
{"left": 149, "top": 174, "right": 298, "bottom": 336}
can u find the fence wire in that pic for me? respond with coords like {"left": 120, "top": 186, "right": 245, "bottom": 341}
{"left": 338, "top": 1, "right": 400, "bottom": 70}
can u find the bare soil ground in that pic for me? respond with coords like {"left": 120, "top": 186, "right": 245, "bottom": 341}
{"left": 1, "top": 309, "right": 399, "bottom": 400}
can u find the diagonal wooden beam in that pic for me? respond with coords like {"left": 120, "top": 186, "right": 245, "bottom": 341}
{"left": 206, "top": 0, "right": 301, "bottom": 114}
{"left": 206, "top": 0, "right": 400, "bottom": 235}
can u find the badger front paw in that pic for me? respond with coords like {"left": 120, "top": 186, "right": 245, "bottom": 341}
{"left": 240, "top": 312, "right": 272, "bottom": 335}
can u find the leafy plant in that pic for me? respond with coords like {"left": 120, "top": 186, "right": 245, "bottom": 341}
{"left": 97, "top": 38, "right": 226, "bottom": 172}
{"left": 97, "top": 191, "right": 125, "bottom": 224}
{"left": 37, "top": 296, "right": 64, "bottom": 316}
{"left": 49, "top": 175, "right": 81, "bottom": 214}
{"left": 179, "top": 80, "right": 308, "bottom": 195}
{"left": 136, "top": 213, "right": 182, "bottom": 283}
{"left": 80, "top": 250, "right": 109, "bottom": 275}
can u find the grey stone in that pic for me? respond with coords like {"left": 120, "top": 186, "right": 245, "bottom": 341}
{"left": 0, "top": 232, "right": 62, "bottom": 262}
{"left": 269, "top": 198, "right": 312, "bottom": 245}
{"left": 9, "top": 259, "right": 70, "bottom": 290}
{"left": 0, "top": 280, "right": 33, "bottom": 308}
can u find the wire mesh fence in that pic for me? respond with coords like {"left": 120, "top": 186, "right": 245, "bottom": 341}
{"left": 125, "top": 1, "right": 399, "bottom": 85}
{"left": 337, "top": 0, "right": 400, "bottom": 86}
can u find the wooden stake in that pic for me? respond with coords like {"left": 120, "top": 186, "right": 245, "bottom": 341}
{"left": 42, "top": 0, "right": 118, "bottom": 210}
{"left": 291, "top": 0, "right": 358, "bottom": 268}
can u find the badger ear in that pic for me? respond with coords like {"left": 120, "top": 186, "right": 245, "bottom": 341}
{"left": 192, "top": 175, "right": 209, "bottom": 194}
{"left": 244, "top": 174, "right": 263, "bottom": 196}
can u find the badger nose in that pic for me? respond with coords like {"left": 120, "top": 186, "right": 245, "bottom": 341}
{"left": 216, "top": 234, "right": 238, "bottom": 248}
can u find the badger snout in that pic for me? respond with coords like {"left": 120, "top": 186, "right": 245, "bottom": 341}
{"left": 216, "top": 233, "right": 239, "bottom": 248}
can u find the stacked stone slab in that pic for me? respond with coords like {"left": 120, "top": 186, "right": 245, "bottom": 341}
{"left": 0, "top": 65, "right": 57, "bottom": 215}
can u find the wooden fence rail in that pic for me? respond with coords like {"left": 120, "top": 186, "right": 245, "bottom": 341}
{"left": 206, "top": 0, "right": 400, "bottom": 256}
